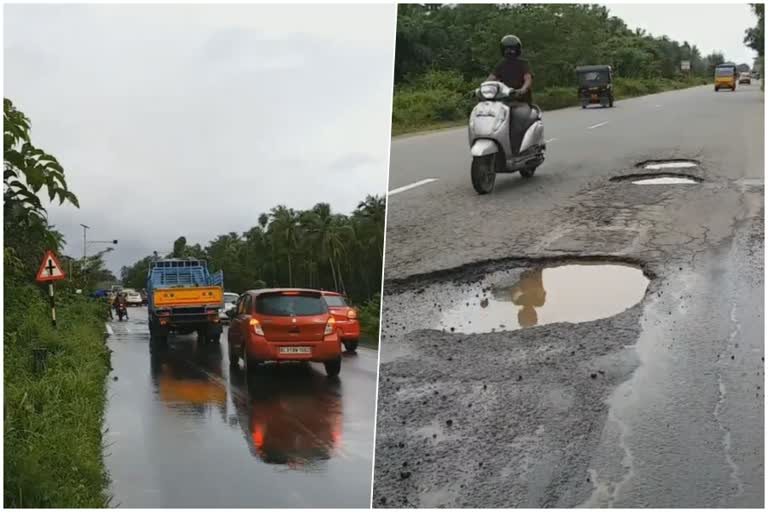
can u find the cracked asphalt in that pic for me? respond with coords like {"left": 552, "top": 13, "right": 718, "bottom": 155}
{"left": 374, "top": 84, "right": 764, "bottom": 507}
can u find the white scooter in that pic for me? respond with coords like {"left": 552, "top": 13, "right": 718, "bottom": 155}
{"left": 468, "top": 81, "right": 546, "bottom": 194}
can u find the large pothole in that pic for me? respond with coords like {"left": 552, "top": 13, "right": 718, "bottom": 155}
{"left": 435, "top": 263, "right": 649, "bottom": 334}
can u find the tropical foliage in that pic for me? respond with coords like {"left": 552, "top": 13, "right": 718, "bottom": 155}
{"left": 744, "top": 3, "right": 764, "bottom": 58}
{"left": 5, "top": 98, "right": 111, "bottom": 507}
{"left": 120, "top": 195, "right": 385, "bottom": 307}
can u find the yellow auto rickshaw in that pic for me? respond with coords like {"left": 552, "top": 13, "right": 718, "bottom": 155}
{"left": 714, "top": 63, "right": 737, "bottom": 91}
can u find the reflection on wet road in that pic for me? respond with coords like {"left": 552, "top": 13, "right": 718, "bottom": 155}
{"left": 105, "top": 308, "right": 377, "bottom": 508}
{"left": 230, "top": 365, "right": 343, "bottom": 469}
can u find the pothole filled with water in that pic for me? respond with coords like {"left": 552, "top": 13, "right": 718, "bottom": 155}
{"left": 610, "top": 173, "right": 701, "bottom": 185}
{"left": 436, "top": 263, "right": 649, "bottom": 334}
{"left": 638, "top": 159, "right": 699, "bottom": 170}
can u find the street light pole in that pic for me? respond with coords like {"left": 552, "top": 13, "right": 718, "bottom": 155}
{"left": 80, "top": 224, "right": 90, "bottom": 267}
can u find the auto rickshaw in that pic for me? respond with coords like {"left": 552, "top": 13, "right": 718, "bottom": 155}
{"left": 576, "top": 65, "right": 614, "bottom": 108}
{"left": 714, "top": 63, "right": 737, "bottom": 91}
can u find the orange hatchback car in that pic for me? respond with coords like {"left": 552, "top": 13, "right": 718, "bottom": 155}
{"left": 227, "top": 289, "right": 342, "bottom": 377}
{"left": 322, "top": 291, "right": 361, "bottom": 353}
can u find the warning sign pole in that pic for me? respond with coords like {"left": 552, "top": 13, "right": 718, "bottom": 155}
{"left": 49, "top": 283, "right": 57, "bottom": 328}
{"left": 36, "top": 250, "right": 66, "bottom": 328}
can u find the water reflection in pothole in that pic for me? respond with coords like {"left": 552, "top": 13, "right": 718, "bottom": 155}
{"left": 632, "top": 176, "right": 699, "bottom": 185}
{"left": 438, "top": 264, "right": 648, "bottom": 334}
{"left": 610, "top": 173, "right": 701, "bottom": 185}
{"left": 643, "top": 161, "right": 698, "bottom": 170}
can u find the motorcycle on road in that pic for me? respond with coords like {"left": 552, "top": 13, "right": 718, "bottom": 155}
{"left": 468, "top": 81, "right": 546, "bottom": 194}
{"left": 116, "top": 302, "right": 128, "bottom": 322}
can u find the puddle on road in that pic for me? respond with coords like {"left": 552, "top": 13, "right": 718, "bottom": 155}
{"left": 437, "top": 263, "right": 648, "bottom": 334}
{"left": 610, "top": 173, "right": 701, "bottom": 185}
{"left": 632, "top": 176, "right": 699, "bottom": 185}
{"left": 642, "top": 160, "right": 698, "bottom": 170}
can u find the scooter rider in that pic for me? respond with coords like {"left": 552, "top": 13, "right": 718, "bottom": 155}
{"left": 114, "top": 292, "right": 128, "bottom": 320}
{"left": 487, "top": 35, "right": 534, "bottom": 155}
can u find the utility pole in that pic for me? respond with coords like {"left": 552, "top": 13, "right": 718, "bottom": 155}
{"left": 80, "top": 224, "right": 90, "bottom": 268}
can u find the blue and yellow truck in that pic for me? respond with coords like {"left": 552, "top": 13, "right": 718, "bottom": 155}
{"left": 147, "top": 258, "right": 224, "bottom": 345}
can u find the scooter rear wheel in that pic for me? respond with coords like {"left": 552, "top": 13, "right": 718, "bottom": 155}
{"left": 471, "top": 154, "right": 498, "bottom": 194}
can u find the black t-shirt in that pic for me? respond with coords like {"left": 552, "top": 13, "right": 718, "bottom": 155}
{"left": 493, "top": 57, "right": 533, "bottom": 104}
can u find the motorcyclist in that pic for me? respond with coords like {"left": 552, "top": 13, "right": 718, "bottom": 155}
{"left": 113, "top": 292, "right": 128, "bottom": 320}
{"left": 487, "top": 35, "right": 535, "bottom": 154}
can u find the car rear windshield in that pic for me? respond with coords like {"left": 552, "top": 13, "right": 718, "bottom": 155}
{"left": 716, "top": 67, "right": 734, "bottom": 77}
{"left": 324, "top": 295, "right": 348, "bottom": 307}
{"left": 255, "top": 294, "right": 327, "bottom": 316}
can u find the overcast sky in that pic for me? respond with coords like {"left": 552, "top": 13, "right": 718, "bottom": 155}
{"left": 607, "top": 3, "right": 758, "bottom": 65}
{"left": 4, "top": 4, "right": 395, "bottom": 274}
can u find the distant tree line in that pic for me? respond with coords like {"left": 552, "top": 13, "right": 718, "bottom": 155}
{"left": 119, "top": 196, "right": 385, "bottom": 306}
{"left": 395, "top": 3, "right": 737, "bottom": 87}
{"left": 390, "top": 4, "right": 758, "bottom": 133}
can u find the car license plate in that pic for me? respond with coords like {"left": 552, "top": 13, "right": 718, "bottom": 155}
{"left": 279, "top": 346, "right": 311, "bottom": 354}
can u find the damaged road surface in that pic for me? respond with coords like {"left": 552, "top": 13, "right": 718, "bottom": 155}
{"left": 375, "top": 85, "right": 764, "bottom": 507}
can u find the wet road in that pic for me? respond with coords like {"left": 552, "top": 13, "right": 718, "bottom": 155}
{"left": 104, "top": 307, "right": 377, "bottom": 508}
{"left": 375, "top": 83, "right": 764, "bottom": 507}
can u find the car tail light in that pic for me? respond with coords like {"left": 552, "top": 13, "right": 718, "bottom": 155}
{"left": 324, "top": 316, "right": 336, "bottom": 335}
{"left": 347, "top": 309, "right": 357, "bottom": 319}
{"left": 250, "top": 318, "right": 264, "bottom": 336}
{"left": 251, "top": 425, "right": 264, "bottom": 449}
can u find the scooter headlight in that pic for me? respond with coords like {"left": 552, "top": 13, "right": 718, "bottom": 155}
{"left": 479, "top": 84, "right": 499, "bottom": 100}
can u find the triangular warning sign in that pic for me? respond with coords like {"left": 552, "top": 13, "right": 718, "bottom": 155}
{"left": 36, "top": 250, "right": 66, "bottom": 282}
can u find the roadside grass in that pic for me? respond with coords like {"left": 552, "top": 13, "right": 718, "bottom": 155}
{"left": 356, "top": 293, "right": 381, "bottom": 348}
{"left": 392, "top": 70, "right": 710, "bottom": 136}
{"left": 4, "top": 279, "right": 111, "bottom": 507}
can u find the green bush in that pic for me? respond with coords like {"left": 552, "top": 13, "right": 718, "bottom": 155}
{"left": 535, "top": 86, "right": 578, "bottom": 111}
{"left": 4, "top": 279, "right": 111, "bottom": 507}
{"left": 356, "top": 293, "right": 381, "bottom": 347}
{"left": 392, "top": 72, "right": 712, "bottom": 135}
{"left": 393, "top": 88, "right": 469, "bottom": 128}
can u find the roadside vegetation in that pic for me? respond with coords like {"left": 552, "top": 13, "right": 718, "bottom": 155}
{"left": 120, "top": 197, "right": 385, "bottom": 345}
{"left": 392, "top": 4, "right": 736, "bottom": 135}
{"left": 743, "top": 3, "right": 764, "bottom": 90}
{"left": 4, "top": 98, "right": 111, "bottom": 507}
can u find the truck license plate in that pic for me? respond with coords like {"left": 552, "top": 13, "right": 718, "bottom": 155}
{"left": 279, "top": 346, "right": 311, "bottom": 354}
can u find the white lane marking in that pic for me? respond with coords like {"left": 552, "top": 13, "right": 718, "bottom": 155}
{"left": 105, "top": 323, "right": 114, "bottom": 336}
{"left": 389, "top": 178, "right": 438, "bottom": 196}
{"left": 588, "top": 121, "right": 609, "bottom": 130}
{"left": 545, "top": 138, "right": 558, "bottom": 143}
